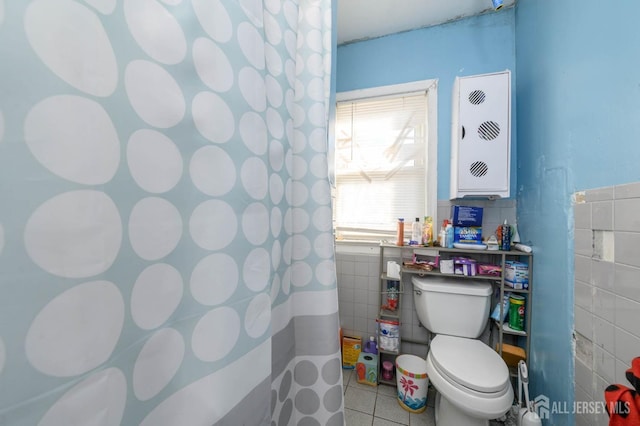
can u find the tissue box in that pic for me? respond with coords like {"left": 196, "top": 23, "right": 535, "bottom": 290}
{"left": 451, "top": 206, "right": 483, "bottom": 227}
{"left": 342, "top": 335, "right": 362, "bottom": 369}
{"left": 505, "top": 261, "right": 529, "bottom": 289}
{"left": 454, "top": 226, "right": 483, "bottom": 244}
{"left": 355, "top": 353, "right": 378, "bottom": 386}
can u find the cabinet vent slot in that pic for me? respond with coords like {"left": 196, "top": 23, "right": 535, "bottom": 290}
{"left": 478, "top": 121, "right": 500, "bottom": 140}
{"left": 468, "top": 90, "right": 486, "bottom": 105}
{"left": 470, "top": 161, "right": 488, "bottom": 177}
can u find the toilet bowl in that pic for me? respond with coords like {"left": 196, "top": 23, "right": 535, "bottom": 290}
{"left": 411, "top": 276, "right": 514, "bottom": 426}
{"left": 426, "top": 335, "right": 513, "bottom": 426}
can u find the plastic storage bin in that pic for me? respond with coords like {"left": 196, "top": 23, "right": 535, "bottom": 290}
{"left": 395, "top": 354, "right": 429, "bottom": 413}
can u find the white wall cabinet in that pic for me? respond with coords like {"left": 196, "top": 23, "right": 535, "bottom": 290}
{"left": 450, "top": 70, "right": 511, "bottom": 199}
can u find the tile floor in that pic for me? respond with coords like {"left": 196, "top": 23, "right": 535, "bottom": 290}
{"left": 342, "top": 368, "right": 436, "bottom": 426}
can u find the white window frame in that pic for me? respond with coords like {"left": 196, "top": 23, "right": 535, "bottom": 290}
{"left": 333, "top": 79, "right": 438, "bottom": 243}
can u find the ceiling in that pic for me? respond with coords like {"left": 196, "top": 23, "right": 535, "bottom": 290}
{"left": 337, "top": 0, "right": 516, "bottom": 45}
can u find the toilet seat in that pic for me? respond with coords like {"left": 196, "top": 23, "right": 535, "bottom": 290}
{"left": 425, "top": 335, "right": 514, "bottom": 421}
{"left": 429, "top": 335, "right": 509, "bottom": 393}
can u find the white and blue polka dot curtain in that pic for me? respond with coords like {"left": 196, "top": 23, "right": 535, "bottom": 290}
{"left": 0, "top": 0, "right": 342, "bottom": 424}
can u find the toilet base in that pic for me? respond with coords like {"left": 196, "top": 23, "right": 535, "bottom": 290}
{"left": 435, "top": 392, "right": 489, "bottom": 426}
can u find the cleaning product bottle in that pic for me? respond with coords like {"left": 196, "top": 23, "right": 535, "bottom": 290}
{"left": 396, "top": 218, "right": 405, "bottom": 246}
{"left": 501, "top": 219, "right": 511, "bottom": 251}
{"left": 445, "top": 222, "right": 454, "bottom": 248}
{"left": 410, "top": 217, "right": 421, "bottom": 245}
{"left": 364, "top": 336, "right": 378, "bottom": 354}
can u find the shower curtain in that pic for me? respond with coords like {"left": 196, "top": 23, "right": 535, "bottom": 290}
{"left": 0, "top": 0, "right": 342, "bottom": 424}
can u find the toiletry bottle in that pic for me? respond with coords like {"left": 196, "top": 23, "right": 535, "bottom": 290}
{"left": 410, "top": 217, "right": 421, "bottom": 245}
{"left": 501, "top": 219, "right": 511, "bottom": 251}
{"left": 396, "top": 218, "right": 405, "bottom": 246}
{"left": 438, "top": 220, "right": 448, "bottom": 247}
{"left": 422, "top": 216, "right": 433, "bottom": 246}
{"left": 445, "top": 223, "right": 454, "bottom": 248}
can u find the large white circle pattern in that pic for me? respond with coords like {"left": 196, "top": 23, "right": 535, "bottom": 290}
{"left": 24, "top": 96, "right": 120, "bottom": 185}
{"left": 269, "top": 175, "right": 284, "bottom": 209}
{"left": 244, "top": 293, "right": 270, "bottom": 338}
{"left": 269, "top": 140, "right": 285, "bottom": 172}
{"left": 312, "top": 206, "right": 332, "bottom": 232}
{"left": 264, "top": 0, "right": 280, "bottom": 14}
{"left": 263, "top": 12, "right": 282, "bottom": 45}
{"left": 25, "top": 281, "right": 124, "bottom": 377}
{"left": 290, "top": 155, "right": 308, "bottom": 180}
{"left": 265, "top": 75, "right": 283, "bottom": 107}
{"left": 312, "top": 180, "right": 331, "bottom": 205}
{"left": 310, "top": 154, "right": 327, "bottom": 179}
{"left": 266, "top": 108, "right": 284, "bottom": 139}
{"left": 265, "top": 43, "right": 283, "bottom": 77}
{"left": 291, "top": 235, "right": 311, "bottom": 261}
{"left": 127, "top": 129, "right": 183, "bottom": 193}
{"left": 309, "top": 128, "right": 326, "bottom": 152}
{"left": 124, "top": 0, "right": 187, "bottom": 65}
{"left": 192, "top": 91, "right": 235, "bottom": 143}
{"left": 189, "top": 200, "right": 237, "bottom": 250}
{"left": 239, "top": 67, "right": 266, "bottom": 112}
{"left": 191, "top": 0, "right": 232, "bottom": 43}
{"left": 192, "top": 37, "right": 234, "bottom": 93}
{"left": 133, "top": 328, "right": 184, "bottom": 401}
{"left": 314, "top": 233, "right": 334, "bottom": 259}
{"left": 241, "top": 157, "right": 268, "bottom": 200}
{"left": 190, "top": 253, "right": 238, "bottom": 306}
{"left": 270, "top": 273, "right": 280, "bottom": 303}
{"left": 24, "top": 0, "right": 118, "bottom": 97}
{"left": 82, "top": 0, "right": 116, "bottom": 14}
{"left": 39, "top": 368, "right": 126, "bottom": 426}
{"left": 242, "top": 202, "right": 269, "bottom": 245}
{"left": 125, "top": 60, "right": 186, "bottom": 128}
{"left": 270, "top": 206, "right": 283, "bottom": 238}
{"left": 243, "top": 247, "right": 270, "bottom": 292}
{"left": 239, "top": 112, "right": 268, "bottom": 155}
{"left": 237, "top": 22, "right": 265, "bottom": 70}
{"left": 24, "top": 190, "right": 122, "bottom": 278}
{"left": 316, "top": 259, "right": 335, "bottom": 287}
{"left": 131, "top": 263, "right": 183, "bottom": 330}
{"left": 271, "top": 239, "right": 282, "bottom": 269}
{"left": 290, "top": 208, "right": 310, "bottom": 234}
{"left": 128, "top": 197, "right": 183, "bottom": 261}
{"left": 239, "top": 0, "right": 263, "bottom": 27}
{"left": 291, "top": 261, "right": 312, "bottom": 288}
{"left": 190, "top": 145, "right": 236, "bottom": 196}
{"left": 191, "top": 307, "right": 240, "bottom": 362}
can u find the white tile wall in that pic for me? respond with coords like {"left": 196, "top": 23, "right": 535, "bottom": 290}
{"left": 573, "top": 183, "right": 640, "bottom": 425}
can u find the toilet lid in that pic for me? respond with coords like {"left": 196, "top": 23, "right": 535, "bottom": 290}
{"left": 429, "top": 335, "right": 509, "bottom": 393}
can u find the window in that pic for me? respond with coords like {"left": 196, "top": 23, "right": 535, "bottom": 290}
{"left": 333, "top": 80, "right": 438, "bottom": 242}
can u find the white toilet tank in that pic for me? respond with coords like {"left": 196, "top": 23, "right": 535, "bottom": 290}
{"left": 411, "top": 276, "right": 492, "bottom": 338}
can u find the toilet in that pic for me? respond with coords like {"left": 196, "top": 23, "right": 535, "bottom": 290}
{"left": 412, "top": 276, "right": 513, "bottom": 426}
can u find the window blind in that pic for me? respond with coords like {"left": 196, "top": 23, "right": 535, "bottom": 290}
{"left": 334, "top": 92, "right": 427, "bottom": 241}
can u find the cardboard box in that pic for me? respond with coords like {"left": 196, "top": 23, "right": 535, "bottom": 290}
{"left": 505, "top": 261, "right": 529, "bottom": 289}
{"left": 454, "top": 226, "right": 483, "bottom": 244}
{"left": 451, "top": 206, "right": 483, "bottom": 227}
{"left": 342, "top": 335, "right": 362, "bottom": 369}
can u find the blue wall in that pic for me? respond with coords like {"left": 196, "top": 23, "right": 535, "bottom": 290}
{"left": 337, "top": 10, "right": 516, "bottom": 199}
{"left": 516, "top": 1, "right": 640, "bottom": 424}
